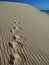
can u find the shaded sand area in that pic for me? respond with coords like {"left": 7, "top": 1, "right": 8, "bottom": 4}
{"left": 0, "top": 2, "right": 49, "bottom": 65}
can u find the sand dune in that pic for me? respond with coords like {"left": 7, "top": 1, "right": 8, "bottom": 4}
{"left": 0, "top": 2, "right": 49, "bottom": 65}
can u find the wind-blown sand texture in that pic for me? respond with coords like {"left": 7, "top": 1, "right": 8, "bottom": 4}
{"left": 0, "top": 2, "right": 49, "bottom": 65}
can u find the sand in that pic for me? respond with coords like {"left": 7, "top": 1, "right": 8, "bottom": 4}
{"left": 0, "top": 2, "right": 49, "bottom": 65}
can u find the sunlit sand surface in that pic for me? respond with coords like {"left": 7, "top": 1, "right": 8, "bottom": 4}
{"left": 0, "top": 2, "right": 49, "bottom": 65}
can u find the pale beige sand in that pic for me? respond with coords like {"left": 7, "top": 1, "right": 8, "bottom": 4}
{"left": 0, "top": 2, "right": 49, "bottom": 65}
